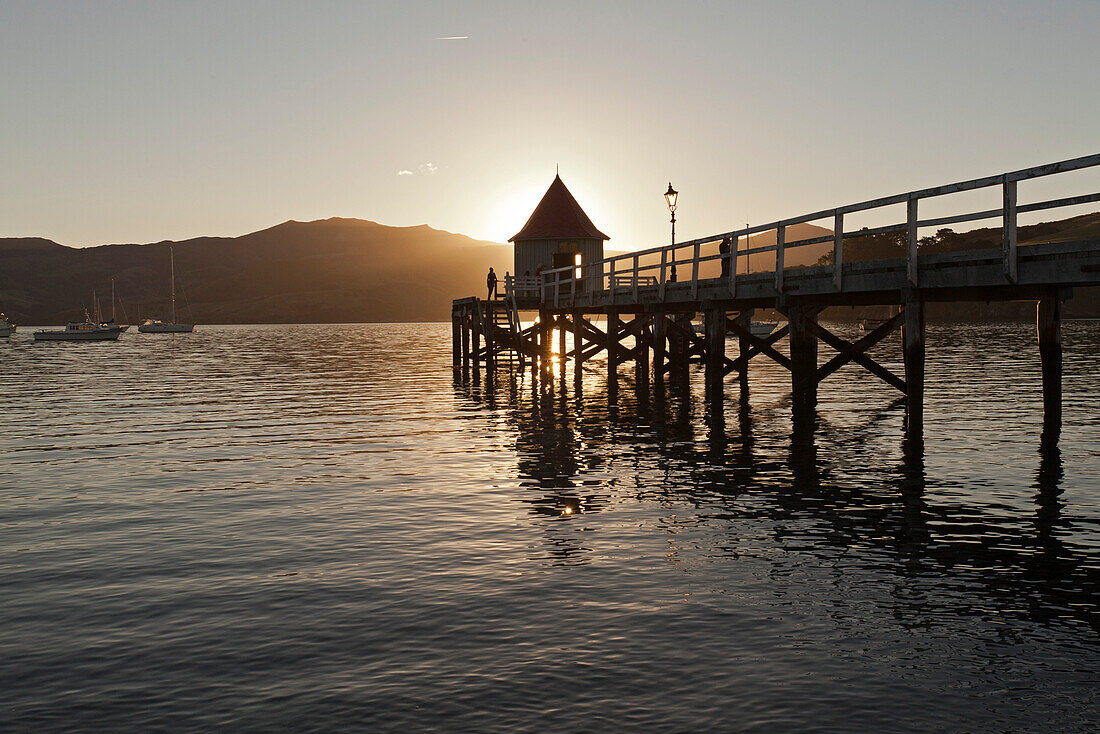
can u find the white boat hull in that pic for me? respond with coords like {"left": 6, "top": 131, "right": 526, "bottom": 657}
{"left": 138, "top": 322, "right": 194, "bottom": 333}
{"left": 749, "top": 322, "right": 777, "bottom": 338}
{"left": 694, "top": 322, "right": 778, "bottom": 339}
{"left": 34, "top": 327, "right": 121, "bottom": 341}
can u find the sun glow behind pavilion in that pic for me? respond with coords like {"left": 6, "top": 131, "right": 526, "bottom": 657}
{"left": 509, "top": 175, "right": 608, "bottom": 291}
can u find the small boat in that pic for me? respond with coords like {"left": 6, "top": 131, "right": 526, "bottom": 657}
{"left": 749, "top": 322, "right": 777, "bottom": 339}
{"left": 34, "top": 315, "right": 121, "bottom": 342}
{"left": 693, "top": 321, "right": 778, "bottom": 339}
{"left": 138, "top": 245, "right": 195, "bottom": 334}
{"left": 0, "top": 313, "right": 15, "bottom": 338}
{"left": 109, "top": 278, "right": 130, "bottom": 332}
{"left": 858, "top": 318, "right": 888, "bottom": 331}
{"left": 90, "top": 289, "right": 128, "bottom": 333}
{"left": 138, "top": 318, "right": 193, "bottom": 333}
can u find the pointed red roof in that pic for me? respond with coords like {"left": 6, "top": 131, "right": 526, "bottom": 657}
{"left": 508, "top": 175, "right": 609, "bottom": 242}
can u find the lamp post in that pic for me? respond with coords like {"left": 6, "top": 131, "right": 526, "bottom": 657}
{"left": 665, "top": 183, "right": 678, "bottom": 282}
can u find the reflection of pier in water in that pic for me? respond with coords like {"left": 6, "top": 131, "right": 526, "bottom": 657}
{"left": 454, "top": 368, "right": 1099, "bottom": 632}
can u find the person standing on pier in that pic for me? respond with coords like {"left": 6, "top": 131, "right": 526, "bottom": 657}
{"left": 486, "top": 267, "right": 498, "bottom": 300}
{"left": 719, "top": 237, "right": 731, "bottom": 277}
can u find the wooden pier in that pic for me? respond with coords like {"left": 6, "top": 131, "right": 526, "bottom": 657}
{"left": 453, "top": 154, "right": 1100, "bottom": 439}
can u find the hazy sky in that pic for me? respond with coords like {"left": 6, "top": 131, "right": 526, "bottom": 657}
{"left": 2, "top": 0, "right": 1098, "bottom": 249}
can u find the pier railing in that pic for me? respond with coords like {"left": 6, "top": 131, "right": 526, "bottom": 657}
{"left": 535, "top": 153, "right": 1100, "bottom": 308}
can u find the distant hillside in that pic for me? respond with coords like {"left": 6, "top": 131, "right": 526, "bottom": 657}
{"left": 0, "top": 219, "right": 514, "bottom": 324}
{"left": 813, "top": 211, "right": 1100, "bottom": 264}
{"left": 809, "top": 211, "right": 1100, "bottom": 320}
{"left": 3, "top": 213, "right": 1099, "bottom": 324}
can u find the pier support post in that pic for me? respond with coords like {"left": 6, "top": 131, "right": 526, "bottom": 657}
{"left": 607, "top": 308, "right": 620, "bottom": 396}
{"left": 572, "top": 310, "right": 584, "bottom": 389}
{"left": 735, "top": 309, "right": 752, "bottom": 394}
{"left": 461, "top": 308, "right": 471, "bottom": 369}
{"left": 558, "top": 316, "right": 567, "bottom": 376}
{"left": 472, "top": 305, "right": 482, "bottom": 371}
{"left": 788, "top": 303, "right": 819, "bottom": 426}
{"left": 635, "top": 314, "right": 651, "bottom": 389}
{"left": 1037, "top": 294, "right": 1062, "bottom": 433}
{"left": 451, "top": 312, "right": 462, "bottom": 369}
{"left": 704, "top": 306, "right": 726, "bottom": 400}
{"left": 666, "top": 315, "right": 681, "bottom": 378}
{"left": 903, "top": 300, "right": 925, "bottom": 437}
{"left": 653, "top": 314, "right": 668, "bottom": 382}
{"left": 538, "top": 309, "right": 552, "bottom": 378}
{"left": 667, "top": 314, "right": 689, "bottom": 384}
{"left": 485, "top": 306, "right": 496, "bottom": 373}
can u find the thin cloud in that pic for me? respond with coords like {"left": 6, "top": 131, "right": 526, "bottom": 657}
{"left": 397, "top": 163, "right": 440, "bottom": 177}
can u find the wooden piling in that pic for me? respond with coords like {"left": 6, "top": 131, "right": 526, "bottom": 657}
{"left": 635, "top": 314, "right": 651, "bottom": 388}
{"left": 704, "top": 306, "right": 725, "bottom": 399}
{"left": 735, "top": 309, "right": 752, "bottom": 393}
{"left": 461, "top": 308, "right": 470, "bottom": 369}
{"left": 572, "top": 310, "right": 584, "bottom": 387}
{"left": 451, "top": 312, "right": 461, "bottom": 369}
{"left": 536, "top": 309, "right": 549, "bottom": 376}
{"left": 484, "top": 303, "right": 496, "bottom": 373}
{"left": 558, "top": 317, "right": 566, "bottom": 375}
{"left": 788, "top": 304, "right": 818, "bottom": 423}
{"left": 903, "top": 300, "right": 925, "bottom": 437}
{"left": 1037, "top": 294, "right": 1062, "bottom": 430}
{"left": 666, "top": 314, "right": 683, "bottom": 378}
{"left": 653, "top": 314, "right": 668, "bottom": 381}
{"left": 471, "top": 305, "right": 482, "bottom": 371}
{"left": 607, "top": 308, "right": 620, "bottom": 395}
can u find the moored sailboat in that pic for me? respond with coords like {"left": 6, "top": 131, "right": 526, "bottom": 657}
{"left": 109, "top": 278, "right": 130, "bottom": 332}
{"left": 0, "top": 313, "right": 15, "bottom": 338}
{"left": 139, "top": 245, "right": 194, "bottom": 333}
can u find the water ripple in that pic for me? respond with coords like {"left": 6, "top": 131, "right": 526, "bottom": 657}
{"left": 1, "top": 322, "right": 1098, "bottom": 732}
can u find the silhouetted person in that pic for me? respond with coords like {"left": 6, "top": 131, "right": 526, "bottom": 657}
{"left": 486, "top": 267, "right": 498, "bottom": 300}
{"left": 719, "top": 237, "right": 731, "bottom": 277}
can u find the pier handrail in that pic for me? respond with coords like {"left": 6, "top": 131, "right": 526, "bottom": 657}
{"left": 537, "top": 153, "right": 1100, "bottom": 305}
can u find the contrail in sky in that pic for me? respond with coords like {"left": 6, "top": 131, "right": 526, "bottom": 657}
{"left": 435, "top": 36, "right": 468, "bottom": 40}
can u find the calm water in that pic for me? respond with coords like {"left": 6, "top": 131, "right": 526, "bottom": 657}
{"left": 2, "top": 322, "right": 1098, "bottom": 732}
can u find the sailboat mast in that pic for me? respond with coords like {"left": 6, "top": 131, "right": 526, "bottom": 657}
{"left": 170, "top": 246, "right": 176, "bottom": 324}
{"left": 111, "top": 278, "right": 116, "bottom": 322}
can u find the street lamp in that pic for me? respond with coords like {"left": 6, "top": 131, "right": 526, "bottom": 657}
{"left": 665, "top": 183, "right": 678, "bottom": 282}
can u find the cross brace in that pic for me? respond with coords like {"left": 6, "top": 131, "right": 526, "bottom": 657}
{"left": 810, "top": 312, "right": 907, "bottom": 393}
{"left": 725, "top": 319, "right": 792, "bottom": 374}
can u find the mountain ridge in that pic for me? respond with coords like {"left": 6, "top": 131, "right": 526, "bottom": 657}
{"left": 3, "top": 213, "right": 1099, "bottom": 324}
{"left": 0, "top": 218, "right": 514, "bottom": 324}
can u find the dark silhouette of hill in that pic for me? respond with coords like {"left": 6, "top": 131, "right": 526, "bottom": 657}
{"left": 813, "top": 211, "right": 1100, "bottom": 265}
{"left": 3, "top": 213, "right": 1098, "bottom": 324}
{"left": 0, "top": 219, "right": 515, "bottom": 324}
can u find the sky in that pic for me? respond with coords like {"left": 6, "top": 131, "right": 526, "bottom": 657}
{"left": 1, "top": 0, "right": 1098, "bottom": 249}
